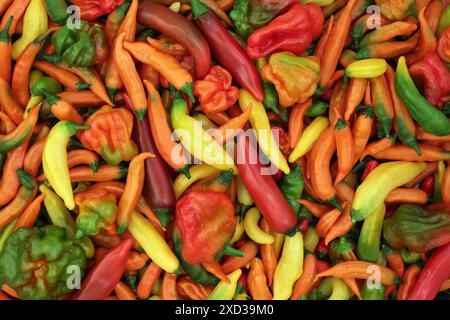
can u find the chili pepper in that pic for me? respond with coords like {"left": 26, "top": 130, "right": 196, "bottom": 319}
{"left": 356, "top": 203, "right": 386, "bottom": 262}
{"left": 360, "top": 135, "right": 397, "bottom": 161}
{"left": 0, "top": 0, "right": 13, "bottom": 16}
{"left": 421, "top": 175, "right": 435, "bottom": 197}
{"left": 351, "top": 161, "right": 426, "bottom": 222}
{"left": 395, "top": 56, "right": 450, "bottom": 136}
{"left": 0, "top": 226, "right": 86, "bottom": 300}
{"left": 128, "top": 211, "right": 179, "bottom": 273}
{"left": 0, "top": 169, "right": 37, "bottom": 228}
{"left": 43, "top": 121, "right": 89, "bottom": 210}
{"left": 243, "top": 207, "right": 274, "bottom": 244}
{"left": 44, "top": 0, "right": 68, "bottom": 25}
{"left": 174, "top": 164, "right": 219, "bottom": 199}
{"left": 306, "top": 101, "right": 329, "bottom": 118}
{"left": 104, "top": 2, "right": 130, "bottom": 45}
{"left": 297, "top": 199, "right": 332, "bottom": 219}
{"left": 137, "top": 1, "right": 210, "bottom": 79}
{"left": 191, "top": 0, "right": 263, "bottom": 101}
{"left": 278, "top": 165, "right": 304, "bottom": 216}
{"left": 258, "top": 219, "right": 276, "bottom": 286}
{"left": 397, "top": 264, "right": 420, "bottom": 300}
{"left": 189, "top": 169, "right": 233, "bottom": 196}
{"left": 0, "top": 104, "right": 39, "bottom": 153}
{"left": 0, "top": 16, "right": 13, "bottom": 83}
{"left": 39, "top": 184, "right": 95, "bottom": 258}
{"left": 385, "top": 188, "right": 428, "bottom": 204}
{"left": 273, "top": 231, "right": 303, "bottom": 300}
{"left": 344, "top": 59, "right": 387, "bottom": 79}
{"left": 408, "top": 242, "right": 450, "bottom": 300}
{"left": 136, "top": 262, "right": 162, "bottom": 299}
{"left": 236, "top": 135, "right": 297, "bottom": 234}
{"left": 333, "top": 113, "right": 354, "bottom": 185}
{"left": 88, "top": 24, "right": 109, "bottom": 65}
{"left": 239, "top": 90, "right": 290, "bottom": 174}
{"left": 57, "top": 90, "right": 104, "bottom": 107}
{"left": 0, "top": 0, "right": 31, "bottom": 36}
{"left": 214, "top": 106, "right": 252, "bottom": 145}
{"left": 221, "top": 241, "right": 258, "bottom": 274}
{"left": 208, "top": 269, "right": 242, "bottom": 300}
{"left": 361, "top": 159, "right": 378, "bottom": 181}
{"left": 372, "top": 144, "right": 450, "bottom": 161}
{"left": 15, "top": 193, "right": 44, "bottom": 230}
{"left": 383, "top": 204, "right": 450, "bottom": 253}
{"left": 114, "top": 281, "right": 136, "bottom": 300}
{"left": 360, "top": 21, "right": 417, "bottom": 48}
{"left": 290, "top": 254, "right": 317, "bottom": 300}
{"left": 246, "top": 3, "right": 323, "bottom": 59}
{"left": 355, "top": 34, "right": 419, "bottom": 60}
{"left": 70, "top": 0, "right": 125, "bottom": 21}
{"left": 33, "top": 60, "right": 88, "bottom": 92}
{"left": 405, "top": 8, "right": 437, "bottom": 65}
{"left": 71, "top": 238, "right": 132, "bottom": 300}
{"left": 0, "top": 80, "right": 22, "bottom": 127}
{"left": 176, "top": 275, "right": 212, "bottom": 300}
{"left": 343, "top": 78, "right": 366, "bottom": 121}
{"left": 369, "top": 74, "right": 394, "bottom": 137}
{"left": 171, "top": 93, "right": 237, "bottom": 173}
{"left": 319, "top": 0, "right": 357, "bottom": 88}
{"left": 288, "top": 100, "right": 312, "bottom": 149}
{"left": 262, "top": 53, "right": 320, "bottom": 109}
{"left": 247, "top": 258, "right": 272, "bottom": 300}
{"left": 382, "top": 245, "right": 405, "bottom": 278}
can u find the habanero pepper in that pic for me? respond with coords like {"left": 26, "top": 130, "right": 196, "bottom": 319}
{"left": 236, "top": 134, "right": 297, "bottom": 234}
{"left": 137, "top": 0, "right": 211, "bottom": 79}
{"left": 123, "top": 92, "right": 176, "bottom": 228}
{"left": 71, "top": 238, "right": 133, "bottom": 300}
{"left": 246, "top": 3, "right": 324, "bottom": 59}
{"left": 190, "top": 0, "right": 263, "bottom": 101}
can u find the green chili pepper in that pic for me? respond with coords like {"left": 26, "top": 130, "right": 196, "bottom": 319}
{"left": 0, "top": 226, "right": 86, "bottom": 300}
{"left": 31, "top": 77, "right": 63, "bottom": 97}
{"left": 279, "top": 164, "right": 304, "bottom": 215}
{"left": 361, "top": 279, "right": 386, "bottom": 300}
{"left": 395, "top": 56, "right": 450, "bottom": 136}
{"left": 172, "top": 228, "right": 220, "bottom": 286}
{"left": 45, "top": 0, "right": 69, "bottom": 25}
{"left": 357, "top": 203, "right": 386, "bottom": 262}
{"left": 305, "top": 100, "right": 329, "bottom": 117}
{"left": 39, "top": 185, "right": 95, "bottom": 259}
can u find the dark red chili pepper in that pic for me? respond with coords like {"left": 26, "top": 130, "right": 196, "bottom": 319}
{"left": 298, "top": 218, "right": 309, "bottom": 236}
{"left": 122, "top": 92, "right": 176, "bottom": 227}
{"left": 246, "top": 3, "right": 324, "bottom": 59}
{"left": 361, "top": 159, "right": 379, "bottom": 181}
{"left": 190, "top": 0, "right": 264, "bottom": 101}
{"left": 71, "top": 238, "right": 133, "bottom": 300}
{"left": 316, "top": 239, "right": 329, "bottom": 259}
{"left": 420, "top": 176, "right": 435, "bottom": 197}
{"left": 137, "top": 0, "right": 211, "bottom": 79}
{"left": 408, "top": 242, "right": 450, "bottom": 300}
{"left": 236, "top": 134, "right": 297, "bottom": 234}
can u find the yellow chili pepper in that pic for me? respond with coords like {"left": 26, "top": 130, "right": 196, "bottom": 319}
{"left": 273, "top": 231, "right": 304, "bottom": 300}
{"left": 207, "top": 269, "right": 242, "bottom": 300}
{"left": 304, "top": 226, "right": 320, "bottom": 253}
{"left": 192, "top": 113, "right": 218, "bottom": 131}
{"left": 171, "top": 93, "right": 237, "bottom": 173}
{"left": 289, "top": 116, "right": 329, "bottom": 162}
{"left": 230, "top": 217, "right": 244, "bottom": 245}
{"left": 244, "top": 207, "right": 275, "bottom": 244}
{"left": 351, "top": 161, "right": 426, "bottom": 222}
{"left": 239, "top": 89, "right": 290, "bottom": 174}
{"left": 316, "top": 277, "right": 352, "bottom": 300}
{"left": 173, "top": 164, "right": 220, "bottom": 199}
{"left": 434, "top": 160, "right": 445, "bottom": 201}
{"left": 11, "top": 0, "right": 48, "bottom": 60}
{"left": 236, "top": 175, "right": 253, "bottom": 207}
{"left": 273, "top": 232, "right": 285, "bottom": 259}
{"left": 42, "top": 120, "right": 90, "bottom": 210}
{"left": 0, "top": 219, "right": 17, "bottom": 253}
{"left": 345, "top": 59, "right": 388, "bottom": 78}
{"left": 128, "top": 210, "right": 179, "bottom": 273}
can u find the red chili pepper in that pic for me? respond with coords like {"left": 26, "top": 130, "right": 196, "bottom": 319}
{"left": 361, "top": 159, "right": 379, "bottom": 181}
{"left": 236, "top": 135, "right": 297, "bottom": 234}
{"left": 71, "top": 238, "right": 133, "bottom": 300}
{"left": 316, "top": 260, "right": 331, "bottom": 273}
{"left": 137, "top": 1, "right": 211, "bottom": 79}
{"left": 71, "top": 0, "right": 125, "bottom": 21}
{"left": 122, "top": 92, "right": 176, "bottom": 227}
{"left": 175, "top": 190, "right": 236, "bottom": 264}
{"left": 420, "top": 175, "right": 435, "bottom": 197}
{"left": 298, "top": 218, "right": 309, "bottom": 236}
{"left": 246, "top": 3, "right": 324, "bottom": 59}
{"left": 316, "top": 239, "right": 329, "bottom": 259}
{"left": 408, "top": 242, "right": 450, "bottom": 300}
{"left": 409, "top": 51, "right": 450, "bottom": 108}
{"left": 191, "top": 0, "right": 264, "bottom": 101}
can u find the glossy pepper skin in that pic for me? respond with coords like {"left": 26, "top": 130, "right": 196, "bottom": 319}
{"left": 137, "top": 0, "right": 211, "bottom": 79}
{"left": 229, "top": 0, "right": 296, "bottom": 38}
{"left": 408, "top": 242, "right": 450, "bottom": 300}
{"left": 80, "top": 105, "right": 138, "bottom": 165}
{"left": 70, "top": 0, "right": 125, "bottom": 21}
{"left": 123, "top": 93, "right": 176, "bottom": 228}
{"left": 52, "top": 23, "right": 97, "bottom": 68}
{"left": 172, "top": 227, "right": 220, "bottom": 286}
{"left": 246, "top": 3, "right": 324, "bottom": 59}
{"left": 395, "top": 56, "right": 450, "bottom": 136}
{"left": 191, "top": 0, "right": 264, "bottom": 101}
{"left": 236, "top": 135, "right": 297, "bottom": 234}
{"left": 0, "top": 226, "right": 86, "bottom": 300}
{"left": 409, "top": 52, "right": 450, "bottom": 108}
{"left": 279, "top": 164, "right": 304, "bottom": 216}
{"left": 383, "top": 204, "right": 450, "bottom": 253}
{"left": 357, "top": 203, "right": 386, "bottom": 262}
{"left": 71, "top": 238, "right": 132, "bottom": 300}
{"left": 175, "top": 190, "right": 236, "bottom": 264}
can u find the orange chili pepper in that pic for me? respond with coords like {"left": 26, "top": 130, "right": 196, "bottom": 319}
{"left": 405, "top": 8, "right": 437, "bottom": 65}
{"left": 204, "top": 111, "right": 231, "bottom": 126}
{"left": 324, "top": 201, "right": 353, "bottom": 245}
{"left": 0, "top": 0, "right": 30, "bottom": 36}
{"left": 0, "top": 0, "right": 13, "bottom": 16}
{"left": 343, "top": 278, "right": 361, "bottom": 299}
{"left": 202, "top": 261, "right": 230, "bottom": 284}
{"left": 424, "top": 0, "right": 442, "bottom": 33}
{"left": 176, "top": 275, "right": 213, "bottom": 300}
{"left": 297, "top": 199, "right": 333, "bottom": 218}
{"left": 260, "top": 219, "right": 277, "bottom": 287}
{"left": 126, "top": 251, "right": 149, "bottom": 271}
{"left": 373, "top": 144, "right": 450, "bottom": 162}
{"left": 416, "top": 128, "right": 450, "bottom": 142}
{"left": 313, "top": 15, "right": 334, "bottom": 59}
{"left": 328, "top": 79, "right": 347, "bottom": 124}
{"left": 214, "top": 105, "right": 252, "bottom": 145}
{"left": 137, "top": 261, "right": 162, "bottom": 299}
{"left": 161, "top": 272, "right": 178, "bottom": 300}
{"left": 114, "top": 281, "right": 137, "bottom": 300}
{"left": 288, "top": 99, "right": 312, "bottom": 149}
{"left": 385, "top": 188, "right": 428, "bottom": 205}
{"left": 344, "top": 78, "right": 367, "bottom": 121}
{"left": 0, "top": 15, "right": 13, "bottom": 83}
{"left": 397, "top": 264, "right": 421, "bottom": 300}
{"left": 247, "top": 258, "right": 272, "bottom": 300}
{"left": 23, "top": 138, "right": 44, "bottom": 177}
{"left": 335, "top": 182, "right": 355, "bottom": 205}
{"left": 57, "top": 91, "right": 105, "bottom": 108}
{"left": 33, "top": 60, "right": 85, "bottom": 92}
{"left": 0, "top": 111, "right": 15, "bottom": 133}
{"left": 0, "top": 78, "right": 24, "bottom": 125}
{"left": 67, "top": 149, "right": 99, "bottom": 170}
{"left": 385, "top": 248, "right": 405, "bottom": 278}
{"left": 147, "top": 37, "right": 187, "bottom": 58}
{"left": 222, "top": 241, "right": 258, "bottom": 274}
{"left": 291, "top": 254, "right": 317, "bottom": 300}
{"left": 14, "top": 193, "right": 44, "bottom": 230}
{"left": 41, "top": 164, "right": 127, "bottom": 182}
{"left": 359, "top": 135, "right": 396, "bottom": 161}
{"left": 333, "top": 109, "right": 354, "bottom": 185}
{"left": 49, "top": 97, "right": 85, "bottom": 125}
{"left": 316, "top": 208, "right": 341, "bottom": 238}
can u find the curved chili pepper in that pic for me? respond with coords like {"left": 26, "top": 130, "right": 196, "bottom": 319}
{"left": 0, "top": 78, "right": 24, "bottom": 126}
{"left": 191, "top": 0, "right": 263, "bottom": 101}
{"left": 123, "top": 92, "right": 177, "bottom": 228}
{"left": 137, "top": 0, "right": 211, "bottom": 79}
{"left": 236, "top": 134, "right": 297, "bottom": 234}
{"left": 71, "top": 238, "right": 133, "bottom": 300}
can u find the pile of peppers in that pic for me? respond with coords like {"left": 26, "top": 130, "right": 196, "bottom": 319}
{"left": 0, "top": 0, "right": 449, "bottom": 301}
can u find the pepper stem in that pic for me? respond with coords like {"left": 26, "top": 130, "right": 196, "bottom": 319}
{"left": 153, "top": 208, "right": 172, "bottom": 228}
{"left": 178, "top": 164, "right": 191, "bottom": 179}
{"left": 222, "top": 245, "right": 244, "bottom": 257}
{"left": 190, "top": 0, "right": 210, "bottom": 19}
{"left": 0, "top": 15, "right": 13, "bottom": 43}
